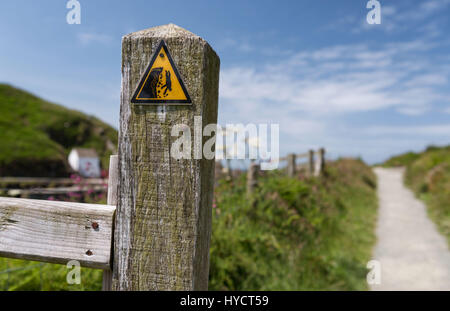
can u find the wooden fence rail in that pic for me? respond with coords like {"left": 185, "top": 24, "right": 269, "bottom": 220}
{"left": 0, "top": 197, "right": 115, "bottom": 269}
{"left": 0, "top": 24, "right": 220, "bottom": 291}
{"left": 284, "top": 149, "right": 325, "bottom": 178}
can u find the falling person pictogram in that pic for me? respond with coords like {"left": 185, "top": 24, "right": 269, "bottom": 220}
{"left": 131, "top": 40, "right": 191, "bottom": 104}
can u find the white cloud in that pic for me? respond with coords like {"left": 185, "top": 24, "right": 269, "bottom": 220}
{"left": 217, "top": 37, "right": 450, "bottom": 163}
{"left": 220, "top": 40, "right": 449, "bottom": 117}
{"left": 77, "top": 33, "right": 112, "bottom": 45}
{"left": 216, "top": 38, "right": 254, "bottom": 53}
{"left": 364, "top": 124, "right": 450, "bottom": 136}
{"left": 352, "top": 0, "right": 450, "bottom": 35}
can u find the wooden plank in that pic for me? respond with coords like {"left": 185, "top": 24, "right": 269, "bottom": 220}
{"left": 102, "top": 155, "right": 118, "bottom": 290}
{"left": 113, "top": 24, "right": 220, "bottom": 290}
{"left": 0, "top": 197, "right": 115, "bottom": 269}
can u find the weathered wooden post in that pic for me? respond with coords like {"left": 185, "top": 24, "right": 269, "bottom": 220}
{"left": 102, "top": 155, "right": 118, "bottom": 291}
{"left": 112, "top": 24, "right": 220, "bottom": 290}
{"left": 314, "top": 148, "right": 325, "bottom": 177}
{"left": 287, "top": 153, "right": 296, "bottom": 177}
{"left": 247, "top": 163, "right": 260, "bottom": 196}
{"left": 308, "top": 150, "right": 315, "bottom": 176}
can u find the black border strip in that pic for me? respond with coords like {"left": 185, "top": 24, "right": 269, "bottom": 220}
{"left": 130, "top": 40, "right": 192, "bottom": 105}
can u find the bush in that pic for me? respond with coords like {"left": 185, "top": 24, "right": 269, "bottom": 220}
{"left": 209, "top": 158, "right": 378, "bottom": 290}
{"left": 403, "top": 146, "right": 450, "bottom": 244}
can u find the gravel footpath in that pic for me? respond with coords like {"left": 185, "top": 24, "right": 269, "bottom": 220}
{"left": 371, "top": 167, "right": 450, "bottom": 291}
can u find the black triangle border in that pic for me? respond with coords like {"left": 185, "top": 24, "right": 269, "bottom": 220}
{"left": 130, "top": 40, "right": 192, "bottom": 105}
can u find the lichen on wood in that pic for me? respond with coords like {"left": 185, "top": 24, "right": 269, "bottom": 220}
{"left": 112, "top": 24, "right": 220, "bottom": 291}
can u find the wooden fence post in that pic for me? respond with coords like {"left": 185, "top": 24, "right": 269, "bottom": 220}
{"left": 226, "top": 158, "right": 233, "bottom": 181}
{"left": 247, "top": 163, "right": 260, "bottom": 196}
{"left": 112, "top": 24, "right": 220, "bottom": 290}
{"left": 287, "top": 153, "right": 296, "bottom": 177}
{"left": 314, "top": 148, "right": 325, "bottom": 177}
{"left": 308, "top": 150, "right": 315, "bottom": 176}
{"left": 102, "top": 155, "right": 118, "bottom": 291}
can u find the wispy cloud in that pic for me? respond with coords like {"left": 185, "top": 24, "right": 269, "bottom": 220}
{"left": 220, "top": 39, "right": 449, "bottom": 117}
{"left": 365, "top": 124, "right": 450, "bottom": 136}
{"left": 216, "top": 37, "right": 254, "bottom": 53}
{"left": 218, "top": 35, "right": 450, "bottom": 163}
{"left": 394, "top": 0, "right": 450, "bottom": 21}
{"left": 77, "top": 32, "right": 113, "bottom": 45}
{"left": 351, "top": 0, "right": 450, "bottom": 35}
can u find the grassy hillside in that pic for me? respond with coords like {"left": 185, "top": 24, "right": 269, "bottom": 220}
{"left": 382, "top": 151, "right": 420, "bottom": 168}
{"left": 384, "top": 145, "right": 450, "bottom": 245}
{"left": 0, "top": 84, "right": 118, "bottom": 177}
{"left": 209, "top": 158, "right": 378, "bottom": 290}
{"left": 0, "top": 158, "right": 378, "bottom": 290}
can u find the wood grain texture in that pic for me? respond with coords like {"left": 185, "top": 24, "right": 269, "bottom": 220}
{"left": 113, "top": 24, "right": 220, "bottom": 291}
{"left": 102, "top": 155, "right": 118, "bottom": 290}
{"left": 0, "top": 197, "right": 115, "bottom": 269}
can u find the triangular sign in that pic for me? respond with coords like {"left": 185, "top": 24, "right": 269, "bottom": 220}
{"left": 131, "top": 40, "right": 192, "bottom": 104}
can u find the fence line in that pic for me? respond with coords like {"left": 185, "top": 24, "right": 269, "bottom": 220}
{"left": 247, "top": 148, "right": 326, "bottom": 195}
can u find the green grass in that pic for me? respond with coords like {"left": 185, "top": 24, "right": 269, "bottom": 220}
{"left": 0, "top": 260, "right": 102, "bottom": 291}
{"left": 381, "top": 151, "right": 420, "bottom": 168}
{"left": 209, "top": 158, "right": 378, "bottom": 290}
{"left": 0, "top": 83, "right": 118, "bottom": 176}
{"left": 384, "top": 145, "right": 450, "bottom": 246}
{"left": 0, "top": 158, "right": 378, "bottom": 290}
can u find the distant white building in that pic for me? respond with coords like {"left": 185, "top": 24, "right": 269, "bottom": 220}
{"left": 68, "top": 148, "right": 101, "bottom": 178}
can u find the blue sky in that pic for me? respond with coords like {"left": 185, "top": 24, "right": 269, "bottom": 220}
{"left": 0, "top": 0, "right": 449, "bottom": 164}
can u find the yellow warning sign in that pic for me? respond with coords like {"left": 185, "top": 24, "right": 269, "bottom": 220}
{"left": 131, "top": 40, "right": 191, "bottom": 104}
